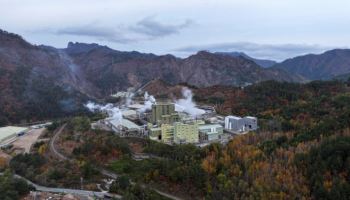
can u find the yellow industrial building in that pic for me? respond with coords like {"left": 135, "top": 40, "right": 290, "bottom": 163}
{"left": 151, "top": 103, "right": 179, "bottom": 124}
{"left": 161, "top": 124, "right": 175, "bottom": 143}
{"left": 150, "top": 121, "right": 203, "bottom": 144}
{"left": 173, "top": 122, "right": 199, "bottom": 144}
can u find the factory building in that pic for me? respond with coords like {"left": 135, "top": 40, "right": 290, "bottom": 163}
{"left": 173, "top": 122, "right": 199, "bottom": 144}
{"left": 225, "top": 115, "right": 258, "bottom": 133}
{"left": 151, "top": 103, "right": 179, "bottom": 124}
{"left": 0, "top": 126, "right": 28, "bottom": 147}
{"left": 149, "top": 122, "right": 200, "bottom": 144}
{"left": 199, "top": 124, "right": 223, "bottom": 142}
{"left": 225, "top": 116, "right": 244, "bottom": 132}
{"left": 243, "top": 116, "right": 258, "bottom": 130}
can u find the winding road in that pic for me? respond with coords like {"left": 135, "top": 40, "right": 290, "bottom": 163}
{"left": 49, "top": 124, "right": 119, "bottom": 179}
{"left": 49, "top": 124, "right": 183, "bottom": 200}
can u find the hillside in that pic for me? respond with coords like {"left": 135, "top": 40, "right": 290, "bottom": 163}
{"left": 66, "top": 45, "right": 302, "bottom": 95}
{"left": 274, "top": 49, "right": 350, "bottom": 80}
{"left": 0, "top": 30, "right": 89, "bottom": 125}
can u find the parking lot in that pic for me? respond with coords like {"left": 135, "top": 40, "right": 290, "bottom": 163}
{"left": 12, "top": 128, "right": 45, "bottom": 153}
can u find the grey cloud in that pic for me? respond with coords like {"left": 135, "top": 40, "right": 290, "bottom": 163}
{"left": 175, "top": 42, "right": 338, "bottom": 61}
{"left": 54, "top": 17, "right": 194, "bottom": 44}
{"left": 130, "top": 16, "right": 194, "bottom": 38}
{"left": 55, "top": 25, "right": 134, "bottom": 44}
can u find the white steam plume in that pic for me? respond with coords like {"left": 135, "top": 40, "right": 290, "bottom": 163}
{"left": 125, "top": 92, "right": 135, "bottom": 106}
{"left": 175, "top": 87, "right": 205, "bottom": 117}
{"left": 138, "top": 92, "right": 156, "bottom": 113}
{"left": 85, "top": 101, "right": 122, "bottom": 125}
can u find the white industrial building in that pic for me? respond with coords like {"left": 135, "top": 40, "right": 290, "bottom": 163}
{"left": 224, "top": 116, "right": 258, "bottom": 133}
{"left": 0, "top": 126, "right": 28, "bottom": 147}
{"left": 104, "top": 118, "right": 144, "bottom": 137}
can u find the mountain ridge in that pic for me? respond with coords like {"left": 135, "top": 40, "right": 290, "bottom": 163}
{"left": 274, "top": 49, "right": 350, "bottom": 80}
{"left": 0, "top": 29, "right": 306, "bottom": 124}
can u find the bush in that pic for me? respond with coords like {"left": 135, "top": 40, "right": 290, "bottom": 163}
{"left": 0, "top": 170, "right": 33, "bottom": 200}
{"left": 69, "top": 116, "right": 91, "bottom": 132}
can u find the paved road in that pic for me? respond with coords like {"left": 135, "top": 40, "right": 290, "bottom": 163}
{"left": 0, "top": 172, "right": 121, "bottom": 199}
{"left": 152, "top": 188, "right": 183, "bottom": 200}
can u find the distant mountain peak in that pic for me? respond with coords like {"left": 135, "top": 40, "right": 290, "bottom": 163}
{"left": 66, "top": 42, "right": 111, "bottom": 54}
{"left": 0, "top": 29, "right": 23, "bottom": 39}
{"left": 215, "top": 51, "right": 277, "bottom": 68}
{"left": 0, "top": 29, "right": 32, "bottom": 48}
{"left": 194, "top": 50, "right": 212, "bottom": 56}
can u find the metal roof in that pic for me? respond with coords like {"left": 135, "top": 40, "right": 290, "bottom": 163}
{"left": 0, "top": 126, "right": 28, "bottom": 142}
{"left": 245, "top": 116, "right": 257, "bottom": 120}
{"left": 199, "top": 124, "right": 223, "bottom": 129}
{"left": 127, "top": 104, "right": 145, "bottom": 110}
{"left": 225, "top": 115, "right": 242, "bottom": 120}
{"left": 109, "top": 118, "right": 140, "bottom": 130}
{"left": 121, "top": 109, "right": 137, "bottom": 117}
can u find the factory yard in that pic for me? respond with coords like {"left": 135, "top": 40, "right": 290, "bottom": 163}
{"left": 11, "top": 128, "right": 45, "bottom": 153}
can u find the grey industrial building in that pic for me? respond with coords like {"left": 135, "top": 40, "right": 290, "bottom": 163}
{"left": 224, "top": 115, "right": 258, "bottom": 133}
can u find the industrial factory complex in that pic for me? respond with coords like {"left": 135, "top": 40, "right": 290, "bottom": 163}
{"left": 92, "top": 89, "right": 258, "bottom": 146}
{"left": 0, "top": 89, "right": 258, "bottom": 149}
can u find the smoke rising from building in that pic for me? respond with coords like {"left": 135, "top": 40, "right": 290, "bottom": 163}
{"left": 175, "top": 87, "right": 205, "bottom": 117}
{"left": 138, "top": 92, "right": 156, "bottom": 113}
{"left": 85, "top": 101, "right": 122, "bottom": 125}
{"left": 125, "top": 92, "right": 135, "bottom": 106}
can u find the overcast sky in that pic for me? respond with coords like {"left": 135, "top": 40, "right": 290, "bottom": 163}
{"left": 1, "top": 0, "right": 350, "bottom": 61}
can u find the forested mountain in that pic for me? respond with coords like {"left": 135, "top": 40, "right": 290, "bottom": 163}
{"left": 0, "top": 30, "right": 89, "bottom": 125}
{"left": 274, "top": 49, "right": 350, "bottom": 80}
{"left": 66, "top": 44, "right": 301, "bottom": 95}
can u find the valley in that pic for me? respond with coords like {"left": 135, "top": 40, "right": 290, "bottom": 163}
{"left": 1, "top": 28, "right": 350, "bottom": 200}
